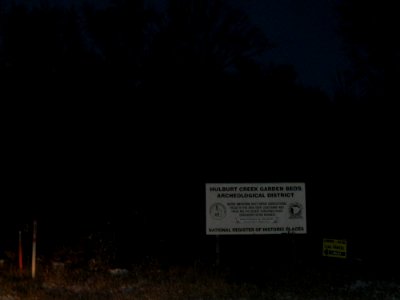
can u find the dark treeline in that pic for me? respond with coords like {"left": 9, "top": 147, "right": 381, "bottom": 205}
{"left": 1, "top": 0, "right": 333, "bottom": 206}
{"left": 0, "top": 0, "right": 333, "bottom": 111}
{"left": 1, "top": 0, "right": 399, "bottom": 271}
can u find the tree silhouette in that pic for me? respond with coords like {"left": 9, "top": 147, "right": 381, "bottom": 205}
{"left": 0, "top": 2, "right": 97, "bottom": 102}
{"left": 334, "top": 0, "right": 399, "bottom": 107}
{"left": 333, "top": 0, "right": 398, "bottom": 160}
{"left": 0, "top": 0, "right": 347, "bottom": 265}
{"left": 125, "top": 0, "right": 334, "bottom": 177}
{"left": 333, "top": 0, "right": 399, "bottom": 254}
{"left": 138, "top": 0, "right": 271, "bottom": 97}
{"left": 83, "top": 0, "right": 149, "bottom": 93}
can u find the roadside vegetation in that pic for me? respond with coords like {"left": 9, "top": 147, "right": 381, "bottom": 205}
{"left": 1, "top": 258, "right": 399, "bottom": 300}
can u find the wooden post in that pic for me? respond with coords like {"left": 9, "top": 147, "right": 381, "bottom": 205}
{"left": 32, "top": 220, "right": 37, "bottom": 279}
{"left": 18, "top": 231, "right": 23, "bottom": 272}
{"left": 288, "top": 230, "right": 297, "bottom": 275}
{"left": 215, "top": 235, "right": 220, "bottom": 267}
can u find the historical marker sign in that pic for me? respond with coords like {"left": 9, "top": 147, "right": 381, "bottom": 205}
{"left": 323, "top": 239, "right": 347, "bottom": 258}
{"left": 206, "top": 183, "right": 306, "bottom": 235}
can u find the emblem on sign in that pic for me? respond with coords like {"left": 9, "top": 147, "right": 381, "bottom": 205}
{"left": 289, "top": 202, "right": 303, "bottom": 219}
{"left": 209, "top": 203, "right": 227, "bottom": 220}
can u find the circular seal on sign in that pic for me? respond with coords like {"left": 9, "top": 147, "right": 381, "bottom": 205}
{"left": 209, "top": 203, "right": 227, "bottom": 220}
{"left": 289, "top": 202, "right": 303, "bottom": 219}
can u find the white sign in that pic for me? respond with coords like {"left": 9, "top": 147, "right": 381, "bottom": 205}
{"left": 206, "top": 183, "right": 306, "bottom": 235}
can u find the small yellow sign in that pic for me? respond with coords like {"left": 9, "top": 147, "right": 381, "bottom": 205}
{"left": 322, "top": 239, "right": 347, "bottom": 258}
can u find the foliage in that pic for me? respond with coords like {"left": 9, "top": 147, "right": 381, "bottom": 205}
{"left": 0, "top": 0, "right": 330, "bottom": 109}
{"left": 334, "top": 0, "right": 400, "bottom": 105}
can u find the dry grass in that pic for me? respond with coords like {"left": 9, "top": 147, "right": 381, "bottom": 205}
{"left": 0, "top": 263, "right": 260, "bottom": 300}
{"left": 1, "top": 262, "right": 399, "bottom": 300}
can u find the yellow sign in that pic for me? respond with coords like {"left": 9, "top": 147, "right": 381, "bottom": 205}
{"left": 322, "top": 239, "right": 347, "bottom": 258}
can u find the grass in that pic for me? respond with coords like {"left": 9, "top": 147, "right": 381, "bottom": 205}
{"left": 1, "top": 260, "right": 399, "bottom": 300}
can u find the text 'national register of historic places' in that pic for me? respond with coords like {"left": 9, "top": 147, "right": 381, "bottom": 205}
{"left": 206, "top": 183, "right": 306, "bottom": 235}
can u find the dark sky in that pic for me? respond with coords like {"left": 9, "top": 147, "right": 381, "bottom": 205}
{"left": 232, "top": 0, "right": 346, "bottom": 96}
{"left": 145, "top": 0, "right": 347, "bottom": 96}
{"left": 9, "top": 0, "right": 346, "bottom": 95}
